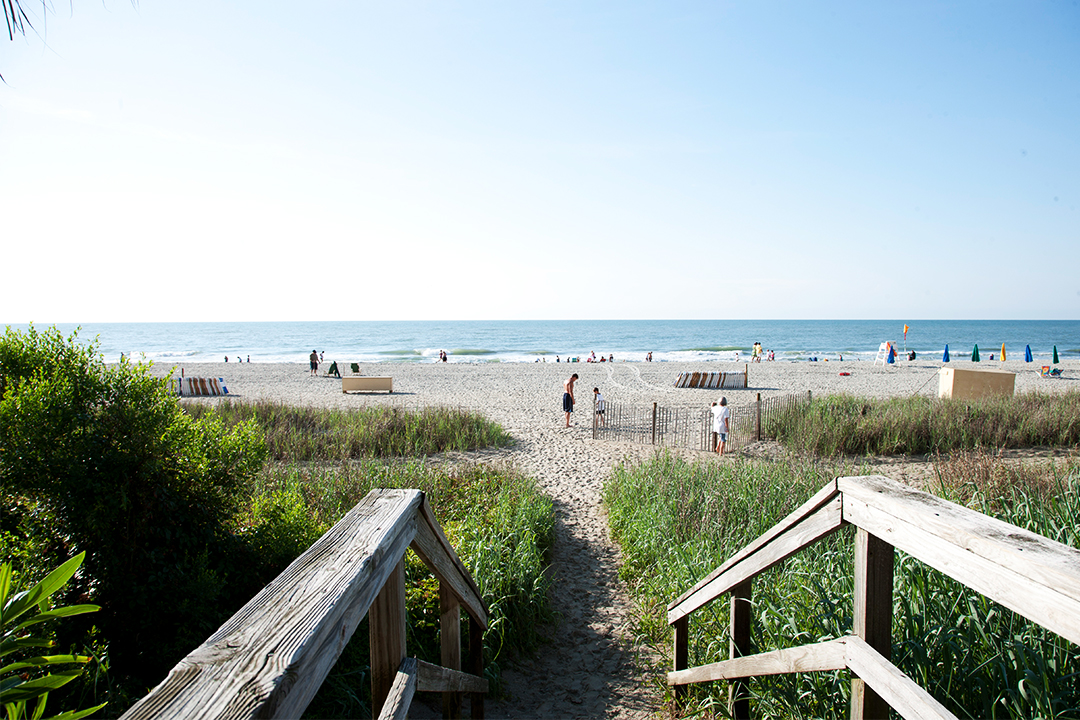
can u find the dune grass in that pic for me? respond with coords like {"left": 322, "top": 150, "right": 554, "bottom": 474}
{"left": 182, "top": 399, "right": 513, "bottom": 460}
{"left": 604, "top": 452, "right": 1080, "bottom": 719}
{"left": 768, "top": 391, "right": 1080, "bottom": 457}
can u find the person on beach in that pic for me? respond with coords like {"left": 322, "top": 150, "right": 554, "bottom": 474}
{"left": 711, "top": 397, "right": 730, "bottom": 455}
{"left": 563, "top": 373, "right": 578, "bottom": 427}
{"left": 309, "top": 350, "right": 319, "bottom": 376}
{"left": 593, "top": 387, "right": 606, "bottom": 426}
{"left": 327, "top": 360, "right": 341, "bottom": 378}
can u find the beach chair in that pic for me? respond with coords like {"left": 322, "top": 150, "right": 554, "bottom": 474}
{"left": 350, "top": 363, "right": 360, "bottom": 375}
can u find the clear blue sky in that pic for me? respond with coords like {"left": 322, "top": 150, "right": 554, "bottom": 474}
{"left": 2, "top": 1, "right": 1078, "bottom": 322}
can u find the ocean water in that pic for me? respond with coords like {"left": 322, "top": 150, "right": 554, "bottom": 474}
{"left": 7, "top": 319, "right": 1078, "bottom": 365}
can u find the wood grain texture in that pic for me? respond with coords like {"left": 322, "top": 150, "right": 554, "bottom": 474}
{"left": 411, "top": 496, "right": 489, "bottom": 628}
{"left": 668, "top": 492, "right": 843, "bottom": 623}
{"left": 468, "top": 615, "right": 485, "bottom": 719}
{"left": 841, "top": 486, "right": 1080, "bottom": 647}
{"left": 415, "top": 660, "right": 489, "bottom": 694}
{"left": 441, "top": 584, "right": 462, "bottom": 719}
{"left": 370, "top": 560, "right": 407, "bottom": 719}
{"left": 729, "top": 581, "right": 751, "bottom": 720}
{"left": 120, "top": 489, "right": 422, "bottom": 720}
{"left": 667, "top": 639, "right": 847, "bottom": 686}
{"left": 851, "top": 530, "right": 893, "bottom": 720}
{"left": 376, "top": 657, "right": 417, "bottom": 720}
{"left": 844, "top": 636, "right": 958, "bottom": 720}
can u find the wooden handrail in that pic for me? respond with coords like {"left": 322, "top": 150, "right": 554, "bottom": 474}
{"left": 668, "top": 475, "right": 1080, "bottom": 720}
{"left": 121, "top": 488, "right": 489, "bottom": 720}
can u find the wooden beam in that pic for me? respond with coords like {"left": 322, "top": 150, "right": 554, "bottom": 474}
{"left": 729, "top": 581, "right": 751, "bottom": 720}
{"left": 850, "top": 530, "right": 893, "bottom": 720}
{"left": 840, "top": 477, "right": 1080, "bottom": 647}
{"left": 441, "top": 583, "right": 462, "bottom": 719}
{"left": 120, "top": 489, "right": 422, "bottom": 720}
{"left": 370, "top": 560, "right": 407, "bottom": 719}
{"left": 672, "top": 616, "right": 688, "bottom": 704}
{"left": 411, "top": 496, "right": 489, "bottom": 628}
{"left": 416, "top": 660, "right": 489, "bottom": 694}
{"left": 844, "top": 637, "right": 958, "bottom": 720}
{"left": 468, "top": 615, "right": 485, "bottom": 719}
{"left": 376, "top": 657, "right": 417, "bottom": 720}
{"left": 668, "top": 638, "right": 847, "bottom": 686}
{"left": 668, "top": 491, "right": 843, "bottom": 624}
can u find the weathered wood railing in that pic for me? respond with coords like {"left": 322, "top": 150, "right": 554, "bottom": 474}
{"left": 120, "top": 489, "right": 488, "bottom": 720}
{"left": 668, "top": 475, "right": 1080, "bottom": 719}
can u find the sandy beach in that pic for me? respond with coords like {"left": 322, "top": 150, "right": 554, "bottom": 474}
{"left": 155, "top": 358, "right": 1077, "bottom": 718}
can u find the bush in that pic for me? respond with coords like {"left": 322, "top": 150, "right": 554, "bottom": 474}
{"left": 0, "top": 325, "right": 267, "bottom": 692}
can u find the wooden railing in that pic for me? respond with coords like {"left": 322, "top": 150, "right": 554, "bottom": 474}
{"left": 121, "top": 489, "right": 488, "bottom": 720}
{"left": 667, "top": 475, "right": 1080, "bottom": 719}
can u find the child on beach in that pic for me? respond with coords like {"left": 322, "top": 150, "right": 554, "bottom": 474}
{"left": 593, "top": 387, "right": 605, "bottom": 426}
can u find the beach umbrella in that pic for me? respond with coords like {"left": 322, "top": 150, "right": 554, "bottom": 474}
{"left": 1025, "top": 345, "right": 1033, "bottom": 363}
{"left": 943, "top": 344, "right": 950, "bottom": 362}
{"left": 972, "top": 344, "right": 980, "bottom": 362}
{"left": 1053, "top": 346, "right": 1059, "bottom": 364}
{"left": 1000, "top": 344, "right": 1006, "bottom": 362}
{"left": 887, "top": 344, "right": 896, "bottom": 364}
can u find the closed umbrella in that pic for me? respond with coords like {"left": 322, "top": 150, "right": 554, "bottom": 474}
{"left": 943, "top": 344, "right": 950, "bottom": 362}
{"left": 1025, "top": 345, "right": 1033, "bottom": 363}
{"left": 1053, "top": 346, "right": 1059, "bottom": 364}
{"left": 1000, "top": 344, "right": 1006, "bottom": 362}
{"left": 972, "top": 344, "right": 980, "bottom": 362}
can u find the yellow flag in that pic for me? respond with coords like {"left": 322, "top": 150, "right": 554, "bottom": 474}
{"left": 903, "top": 324, "right": 910, "bottom": 336}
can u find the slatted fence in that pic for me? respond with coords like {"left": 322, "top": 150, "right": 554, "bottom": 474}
{"left": 593, "top": 391, "right": 811, "bottom": 452}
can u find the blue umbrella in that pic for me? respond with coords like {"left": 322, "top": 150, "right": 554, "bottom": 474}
{"left": 943, "top": 344, "right": 950, "bottom": 363}
{"left": 1025, "top": 345, "right": 1033, "bottom": 363}
{"left": 887, "top": 344, "right": 896, "bottom": 364}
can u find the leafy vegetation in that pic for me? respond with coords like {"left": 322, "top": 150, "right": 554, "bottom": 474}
{"left": 768, "top": 391, "right": 1080, "bottom": 456}
{"left": 604, "top": 452, "right": 1080, "bottom": 719}
{"left": 1, "top": 553, "right": 106, "bottom": 720}
{"left": 182, "top": 400, "right": 513, "bottom": 461}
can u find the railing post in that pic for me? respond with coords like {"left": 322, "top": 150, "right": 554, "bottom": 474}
{"left": 440, "top": 583, "right": 462, "bottom": 719}
{"left": 729, "top": 580, "right": 752, "bottom": 720}
{"left": 755, "top": 393, "right": 762, "bottom": 442}
{"left": 673, "top": 615, "right": 688, "bottom": 705}
{"left": 851, "top": 529, "right": 894, "bottom": 720}
{"left": 652, "top": 402, "right": 658, "bottom": 445}
{"left": 370, "top": 559, "right": 407, "bottom": 719}
{"left": 468, "top": 616, "right": 485, "bottom": 719}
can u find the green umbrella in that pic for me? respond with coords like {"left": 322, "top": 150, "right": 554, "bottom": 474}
{"left": 1053, "top": 345, "right": 1059, "bottom": 364}
{"left": 971, "top": 344, "right": 980, "bottom": 362}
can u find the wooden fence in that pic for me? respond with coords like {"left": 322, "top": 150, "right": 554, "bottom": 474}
{"left": 593, "top": 391, "right": 811, "bottom": 453}
{"left": 667, "top": 474, "right": 1080, "bottom": 719}
{"left": 120, "top": 489, "right": 488, "bottom": 720}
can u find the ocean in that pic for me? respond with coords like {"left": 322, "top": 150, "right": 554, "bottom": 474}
{"left": 7, "top": 320, "right": 1078, "bottom": 365}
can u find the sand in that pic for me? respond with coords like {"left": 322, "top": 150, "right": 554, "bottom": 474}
{"left": 155, "top": 358, "right": 1077, "bottom": 718}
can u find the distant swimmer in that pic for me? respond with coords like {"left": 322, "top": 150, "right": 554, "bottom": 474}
{"left": 563, "top": 373, "right": 578, "bottom": 427}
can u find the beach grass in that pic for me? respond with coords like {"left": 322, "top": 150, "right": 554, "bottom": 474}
{"left": 603, "top": 451, "right": 1080, "bottom": 719}
{"left": 181, "top": 399, "right": 514, "bottom": 460}
{"left": 768, "top": 390, "right": 1080, "bottom": 456}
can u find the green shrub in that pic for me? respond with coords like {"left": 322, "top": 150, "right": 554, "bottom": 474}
{"left": 0, "top": 325, "right": 268, "bottom": 692}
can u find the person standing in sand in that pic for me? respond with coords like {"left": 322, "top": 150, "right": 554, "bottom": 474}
{"left": 593, "top": 387, "right": 606, "bottom": 426}
{"left": 711, "top": 397, "right": 730, "bottom": 455}
{"left": 563, "top": 373, "right": 578, "bottom": 427}
{"left": 309, "top": 350, "right": 319, "bottom": 376}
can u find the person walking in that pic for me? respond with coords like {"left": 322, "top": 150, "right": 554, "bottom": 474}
{"left": 563, "top": 373, "right": 578, "bottom": 427}
{"left": 711, "top": 397, "right": 730, "bottom": 455}
{"left": 309, "top": 350, "right": 319, "bottom": 376}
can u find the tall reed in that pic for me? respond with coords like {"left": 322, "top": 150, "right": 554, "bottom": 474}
{"left": 604, "top": 452, "right": 1080, "bottom": 718}
{"left": 769, "top": 391, "right": 1080, "bottom": 456}
{"left": 182, "top": 400, "right": 513, "bottom": 460}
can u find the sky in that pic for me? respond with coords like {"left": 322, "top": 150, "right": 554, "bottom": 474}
{"left": 1, "top": 1, "right": 1078, "bottom": 322}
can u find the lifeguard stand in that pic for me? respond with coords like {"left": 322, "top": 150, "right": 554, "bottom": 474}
{"left": 873, "top": 342, "right": 895, "bottom": 366}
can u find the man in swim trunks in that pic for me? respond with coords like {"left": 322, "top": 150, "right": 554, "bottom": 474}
{"left": 563, "top": 373, "right": 578, "bottom": 427}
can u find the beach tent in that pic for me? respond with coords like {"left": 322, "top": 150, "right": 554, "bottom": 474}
{"left": 943, "top": 345, "right": 950, "bottom": 363}
{"left": 1025, "top": 345, "right": 1033, "bottom": 363}
{"left": 972, "top": 344, "right": 980, "bottom": 362}
{"left": 1053, "top": 346, "right": 1059, "bottom": 364}
{"left": 1000, "top": 344, "right": 1006, "bottom": 362}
